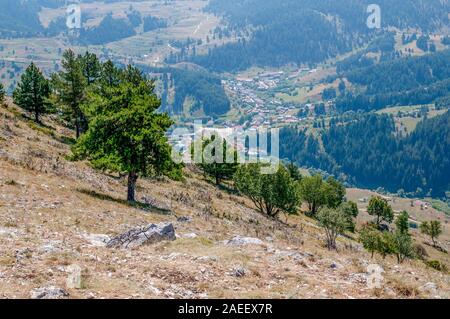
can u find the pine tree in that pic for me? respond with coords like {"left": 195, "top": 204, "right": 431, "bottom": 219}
{"left": 13, "top": 62, "right": 50, "bottom": 123}
{"left": 73, "top": 64, "right": 177, "bottom": 202}
{"left": 0, "top": 83, "right": 5, "bottom": 104}
{"left": 52, "top": 49, "right": 87, "bottom": 138}
{"left": 395, "top": 211, "right": 410, "bottom": 235}
{"left": 80, "top": 51, "right": 101, "bottom": 85}
{"left": 193, "top": 134, "right": 238, "bottom": 186}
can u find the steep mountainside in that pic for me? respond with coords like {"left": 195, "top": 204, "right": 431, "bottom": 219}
{"left": 0, "top": 99, "right": 449, "bottom": 298}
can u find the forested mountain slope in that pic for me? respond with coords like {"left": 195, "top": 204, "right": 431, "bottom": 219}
{"left": 187, "top": 0, "right": 450, "bottom": 71}
{"left": 336, "top": 50, "right": 450, "bottom": 111}
{"left": 280, "top": 111, "right": 450, "bottom": 197}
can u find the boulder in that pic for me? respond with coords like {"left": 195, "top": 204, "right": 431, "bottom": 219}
{"left": 31, "top": 286, "right": 69, "bottom": 299}
{"left": 106, "top": 223, "right": 176, "bottom": 249}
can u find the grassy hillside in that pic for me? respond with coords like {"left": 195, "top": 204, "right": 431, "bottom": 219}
{"left": 0, "top": 98, "right": 449, "bottom": 298}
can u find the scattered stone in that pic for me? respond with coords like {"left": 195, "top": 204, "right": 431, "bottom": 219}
{"left": 420, "top": 282, "right": 438, "bottom": 294}
{"left": 82, "top": 233, "right": 111, "bottom": 247}
{"left": 106, "top": 223, "right": 176, "bottom": 249}
{"left": 15, "top": 248, "right": 32, "bottom": 261}
{"left": 177, "top": 216, "right": 193, "bottom": 223}
{"left": 31, "top": 286, "right": 69, "bottom": 299}
{"left": 38, "top": 240, "right": 63, "bottom": 254}
{"left": 230, "top": 266, "right": 248, "bottom": 277}
{"left": 141, "top": 196, "right": 171, "bottom": 212}
{"left": 195, "top": 256, "right": 218, "bottom": 263}
{"left": 330, "top": 262, "right": 339, "bottom": 269}
{"left": 182, "top": 233, "right": 198, "bottom": 239}
{"left": 66, "top": 264, "right": 83, "bottom": 289}
{"left": 226, "top": 235, "right": 263, "bottom": 246}
{"left": 0, "top": 227, "right": 19, "bottom": 238}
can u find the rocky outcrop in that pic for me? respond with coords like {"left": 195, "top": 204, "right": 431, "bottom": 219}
{"left": 31, "top": 286, "right": 69, "bottom": 299}
{"left": 106, "top": 223, "right": 176, "bottom": 249}
{"left": 226, "top": 235, "right": 264, "bottom": 246}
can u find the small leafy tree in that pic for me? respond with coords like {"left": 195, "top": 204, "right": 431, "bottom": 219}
{"left": 360, "top": 225, "right": 381, "bottom": 258}
{"left": 377, "top": 231, "right": 397, "bottom": 259}
{"left": 393, "top": 232, "right": 415, "bottom": 263}
{"left": 0, "top": 83, "right": 5, "bottom": 105}
{"left": 13, "top": 62, "right": 51, "bottom": 123}
{"left": 367, "top": 196, "right": 394, "bottom": 227}
{"left": 298, "top": 175, "right": 326, "bottom": 216}
{"left": 193, "top": 134, "right": 238, "bottom": 186}
{"left": 323, "top": 176, "right": 346, "bottom": 208}
{"left": 420, "top": 220, "right": 443, "bottom": 247}
{"left": 395, "top": 211, "right": 410, "bottom": 235}
{"left": 73, "top": 65, "right": 178, "bottom": 202}
{"left": 317, "top": 207, "right": 350, "bottom": 250}
{"left": 234, "top": 163, "right": 300, "bottom": 218}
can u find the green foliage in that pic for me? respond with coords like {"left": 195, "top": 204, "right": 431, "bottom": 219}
{"left": 360, "top": 223, "right": 415, "bottom": 263}
{"left": 0, "top": 83, "right": 5, "bottom": 104}
{"left": 298, "top": 175, "right": 346, "bottom": 216}
{"left": 339, "top": 201, "right": 359, "bottom": 232}
{"left": 367, "top": 196, "right": 394, "bottom": 227}
{"left": 323, "top": 176, "right": 346, "bottom": 209}
{"left": 360, "top": 225, "right": 381, "bottom": 258}
{"left": 317, "top": 206, "right": 354, "bottom": 250}
{"left": 193, "top": 134, "right": 239, "bottom": 186}
{"left": 420, "top": 220, "right": 443, "bottom": 247}
{"left": 424, "top": 260, "right": 448, "bottom": 273}
{"left": 73, "top": 64, "right": 177, "bottom": 202}
{"left": 52, "top": 49, "right": 87, "bottom": 138}
{"left": 234, "top": 164, "right": 300, "bottom": 218}
{"left": 13, "top": 62, "right": 51, "bottom": 123}
{"left": 395, "top": 211, "right": 410, "bottom": 235}
{"left": 286, "top": 162, "right": 302, "bottom": 181}
{"left": 392, "top": 232, "right": 415, "bottom": 263}
{"left": 80, "top": 51, "right": 101, "bottom": 85}
{"left": 297, "top": 175, "right": 326, "bottom": 216}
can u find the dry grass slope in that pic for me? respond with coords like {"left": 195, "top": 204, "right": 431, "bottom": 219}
{"left": 0, "top": 98, "right": 449, "bottom": 299}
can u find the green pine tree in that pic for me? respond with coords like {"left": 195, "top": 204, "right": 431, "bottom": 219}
{"left": 0, "top": 83, "right": 5, "bottom": 104}
{"left": 52, "top": 49, "right": 87, "bottom": 138}
{"left": 395, "top": 211, "right": 410, "bottom": 235}
{"left": 193, "top": 134, "right": 239, "bottom": 186}
{"left": 13, "top": 62, "right": 51, "bottom": 123}
{"left": 73, "top": 65, "right": 178, "bottom": 202}
{"left": 80, "top": 51, "right": 101, "bottom": 85}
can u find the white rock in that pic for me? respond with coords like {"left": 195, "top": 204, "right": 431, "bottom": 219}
{"left": 82, "top": 233, "right": 110, "bottom": 247}
{"left": 226, "top": 235, "right": 263, "bottom": 246}
{"left": 31, "top": 286, "right": 69, "bottom": 299}
{"left": 66, "top": 264, "right": 83, "bottom": 289}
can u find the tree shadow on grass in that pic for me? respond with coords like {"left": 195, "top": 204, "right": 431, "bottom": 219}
{"left": 76, "top": 188, "right": 172, "bottom": 215}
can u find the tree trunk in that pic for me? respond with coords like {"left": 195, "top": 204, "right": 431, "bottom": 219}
{"left": 127, "top": 171, "right": 138, "bottom": 202}
{"left": 35, "top": 109, "right": 39, "bottom": 123}
{"left": 75, "top": 121, "right": 80, "bottom": 139}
